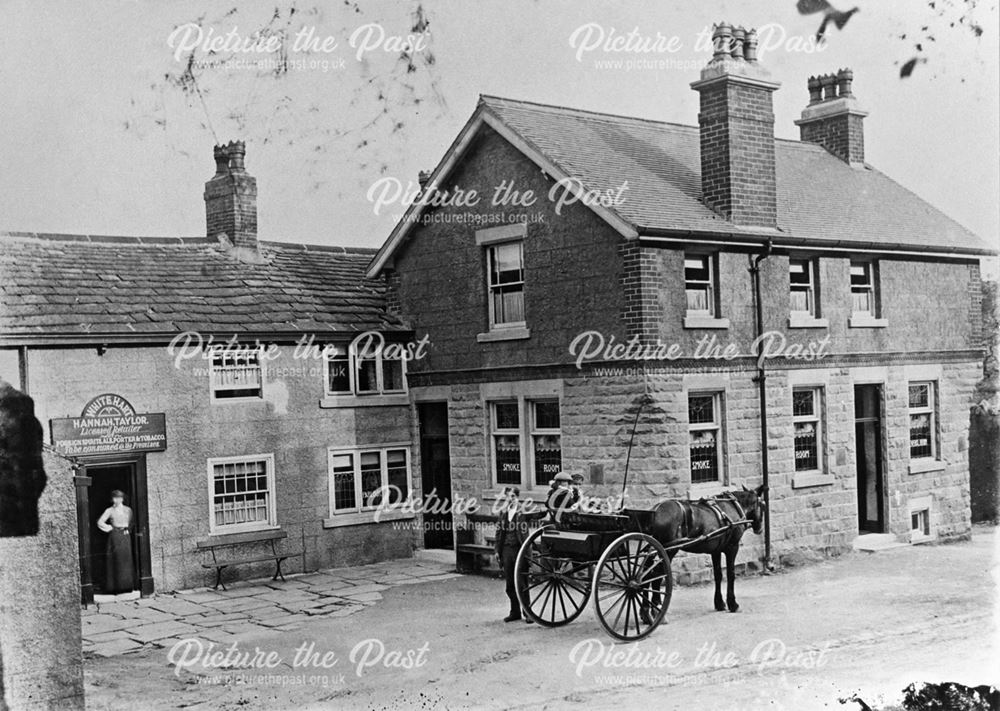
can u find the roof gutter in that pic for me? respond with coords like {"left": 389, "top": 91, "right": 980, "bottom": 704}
{"left": 638, "top": 228, "right": 996, "bottom": 259}
{"left": 0, "top": 328, "right": 414, "bottom": 349}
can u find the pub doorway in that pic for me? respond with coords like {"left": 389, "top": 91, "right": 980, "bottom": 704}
{"left": 77, "top": 454, "right": 153, "bottom": 603}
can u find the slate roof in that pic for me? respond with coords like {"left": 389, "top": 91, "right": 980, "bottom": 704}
{"left": 369, "top": 95, "right": 993, "bottom": 275}
{"left": 482, "top": 96, "right": 993, "bottom": 253}
{"left": 0, "top": 232, "right": 405, "bottom": 343}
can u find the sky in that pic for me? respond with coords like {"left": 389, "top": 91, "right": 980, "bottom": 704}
{"left": 1, "top": 0, "right": 998, "bottom": 261}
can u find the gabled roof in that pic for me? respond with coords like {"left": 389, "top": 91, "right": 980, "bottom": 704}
{"left": 368, "top": 95, "right": 993, "bottom": 276}
{"left": 0, "top": 232, "right": 405, "bottom": 345}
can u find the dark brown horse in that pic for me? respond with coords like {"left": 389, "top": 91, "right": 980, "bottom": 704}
{"left": 646, "top": 484, "right": 766, "bottom": 613}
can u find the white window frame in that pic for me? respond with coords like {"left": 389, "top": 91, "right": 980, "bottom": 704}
{"left": 687, "top": 391, "right": 725, "bottom": 486}
{"left": 529, "top": 400, "right": 562, "bottom": 488}
{"left": 792, "top": 387, "right": 824, "bottom": 475}
{"left": 684, "top": 253, "right": 717, "bottom": 317}
{"left": 908, "top": 495, "right": 934, "bottom": 542}
{"left": 322, "top": 337, "right": 408, "bottom": 398}
{"left": 850, "top": 260, "right": 878, "bottom": 316}
{"left": 486, "top": 240, "right": 526, "bottom": 330}
{"left": 209, "top": 346, "right": 264, "bottom": 402}
{"left": 207, "top": 453, "right": 277, "bottom": 535}
{"left": 907, "top": 382, "right": 938, "bottom": 461}
{"left": 491, "top": 400, "right": 524, "bottom": 489}
{"left": 326, "top": 445, "right": 413, "bottom": 523}
{"left": 489, "top": 398, "right": 562, "bottom": 491}
{"left": 789, "top": 258, "right": 818, "bottom": 317}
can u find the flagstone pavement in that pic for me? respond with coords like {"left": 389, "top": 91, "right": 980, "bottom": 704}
{"left": 81, "top": 555, "right": 461, "bottom": 658}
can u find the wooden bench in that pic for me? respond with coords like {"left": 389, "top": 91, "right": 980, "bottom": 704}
{"left": 196, "top": 529, "right": 303, "bottom": 591}
{"left": 456, "top": 512, "right": 498, "bottom": 574}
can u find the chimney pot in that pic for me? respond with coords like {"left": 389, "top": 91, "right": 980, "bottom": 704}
{"left": 807, "top": 76, "right": 823, "bottom": 104}
{"left": 213, "top": 145, "right": 229, "bottom": 176}
{"left": 227, "top": 140, "right": 246, "bottom": 172}
{"left": 744, "top": 29, "right": 758, "bottom": 62}
{"left": 712, "top": 23, "right": 732, "bottom": 60}
{"left": 417, "top": 170, "right": 432, "bottom": 188}
{"left": 731, "top": 27, "right": 746, "bottom": 61}
{"left": 820, "top": 74, "right": 838, "bottom": 101}
{"left": 836, "top": 68, "right": 854, "bottom": 97}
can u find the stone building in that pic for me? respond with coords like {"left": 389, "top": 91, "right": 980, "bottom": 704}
{"left": 366, "top": 25, "right": 995, "bottom": 577}
{"left": 0, "top": 142, "right": 422, "bottom": 599}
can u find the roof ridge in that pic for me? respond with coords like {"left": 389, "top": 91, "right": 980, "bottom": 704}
{"left": 478, "top": 94, "right": 824, "bottom": 149}
{"left": 0, "top": 231, "right": 378, "bottom": 254}
{"left": 479, "top": 94, "right": 699, "bottom": 133}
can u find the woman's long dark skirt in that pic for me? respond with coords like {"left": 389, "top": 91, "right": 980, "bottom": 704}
{"left": 105, "top": 527, "right": 135, "bottom": 593}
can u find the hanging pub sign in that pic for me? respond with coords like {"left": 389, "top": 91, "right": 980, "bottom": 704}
{"left": 50, "top": 393, "right": 167, "bottom": 456}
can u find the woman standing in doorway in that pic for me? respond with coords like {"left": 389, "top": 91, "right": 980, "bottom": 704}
{"left": 96, "top": 490, "right": 134, "bottom": 593}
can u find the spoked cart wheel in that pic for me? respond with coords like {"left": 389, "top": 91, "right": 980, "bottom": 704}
{"left": 592, "top": 532, "right": 672, "bottom": 640}
{"left": 515, "top": 526, "right": 593, "bottom": 626}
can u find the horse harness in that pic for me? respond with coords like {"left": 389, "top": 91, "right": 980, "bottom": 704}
{"left": 675, "top": 493, "right": 751, "bottom": 542}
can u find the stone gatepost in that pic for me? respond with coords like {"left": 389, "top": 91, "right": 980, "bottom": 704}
{"left": 0, "top": 381, "right": 85, "bottom": 710}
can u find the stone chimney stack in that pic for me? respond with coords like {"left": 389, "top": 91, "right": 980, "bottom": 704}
{"left": 691, "top": 23, "right": 780, "bottom": 228}
{"left": 204, "top": 140, "right": 258, "bottom": 250}
{"left": 795, "top": 69, "right": 867, "bottom": 166}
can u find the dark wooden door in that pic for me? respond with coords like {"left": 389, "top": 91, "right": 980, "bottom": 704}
{"left": 418, "top": 402, "right": 453, "bottom": 549}
{"left": 854, "top": 385, "right": 885, "bottom": 533}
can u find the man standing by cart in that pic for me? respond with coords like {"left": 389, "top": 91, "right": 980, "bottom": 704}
{"left": 495, "top": 487, "right": 544, "bottom": 623}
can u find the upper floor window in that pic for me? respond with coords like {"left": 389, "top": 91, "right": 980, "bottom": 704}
{"left": 208, "top": 454, "right": 276, "bottom": 534}
{"left": 210, "top": 347, "right": 263, "bottom": 401}
{"left": 850, "top": 261, "right": 879, "bottom": 316}
{"left": 688, "top": 392, "right": 724, "bottom": 485}
{"left": 792, "top": 388, "right": 824, "bottom": 473}
{"left": 789, "top": 259, "right": 818, "bottom": 317}
{"left": 908, "top": 382, "right": 937, "bottom": 460}
{"left": 487, "top": 241, "right": 525, "bottom": 328}
{"left": 324, "top": 336, "right": 406, "bottom": 398}
{"left": 684, "top": 254, "right": 716, "bottom": 317}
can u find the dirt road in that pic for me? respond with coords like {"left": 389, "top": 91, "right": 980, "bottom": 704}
{"left": 84, "top": 526, "right": 998, "bottom": 710}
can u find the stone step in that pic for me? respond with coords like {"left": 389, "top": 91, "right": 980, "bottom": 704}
{"left": 852, "top": 533, "right": 907, "bottom": 552}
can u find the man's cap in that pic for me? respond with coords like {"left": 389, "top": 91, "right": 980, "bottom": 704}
{"left": 570, "top": 473, "right": 584, "bottom": 483}
{"left": 552, "top": 472, "right": 572, "bottom": 483}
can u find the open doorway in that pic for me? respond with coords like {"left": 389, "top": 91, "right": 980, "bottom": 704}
{"left": 418, "top": 402, "right": 453, "bottom": 549}
{"left": 854, "top": 384, "right": 886, "bottom": 533}
{"left": 86, "top": 462, "right": 141, "bottom": 596}
{"left": 78, "top": 455, "right": 152, "bottom": 602}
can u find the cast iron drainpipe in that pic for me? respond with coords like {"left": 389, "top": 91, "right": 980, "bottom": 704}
{"left": 748, "top": 240, "right": 774, "bottom": 571}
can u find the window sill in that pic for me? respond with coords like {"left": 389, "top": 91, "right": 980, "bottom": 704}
{"left": 323, "top": 511, "right": 415, "bottom": 528}
{"left": 320, "top": 393, "right": 410, "bottom": 408}
{"left": 849, "top": 314, "right": 888, "bottom": 328}
{"left": 688, "top": 482, "right": 732, "bottom": 498}
{"left": 788, "top": 314, "right": 829, "bottom": 329}
{"left": 483, "top": 488, "right": 548, "bottom": 506}
{"left": 909, "top": 459, "right": 945, "bottom": 475}
{"left": 791, "top": 472, "right": 834, "bottom": 489}
{"left": 683, "top": 314, "right": 730, "bottom": 330}
{"left": 211, "top": 395, "right": 265, "bottom": 404}
{"left": 477, "top": 327, "right": 531, "bottom": 343}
